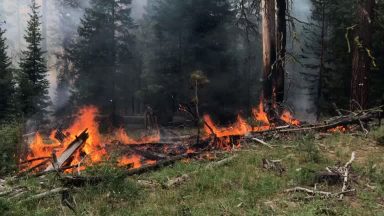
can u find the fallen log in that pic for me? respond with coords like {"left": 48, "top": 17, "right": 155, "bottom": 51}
{"left": 19, "top": 157, "right": 51, "bottom": 165}
{"left": 60, "top": 152, "right": 201, "bottom": 187}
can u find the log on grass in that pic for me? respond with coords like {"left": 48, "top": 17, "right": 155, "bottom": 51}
{"left": 60, "top": 152, "right": 200, "bottom": 187}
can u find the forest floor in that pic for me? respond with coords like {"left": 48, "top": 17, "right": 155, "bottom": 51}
{"left": 2, "top": 127, "right": 384, "bottom": 215}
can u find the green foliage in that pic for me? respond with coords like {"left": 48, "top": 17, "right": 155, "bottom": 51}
{"left": 0, "top": 123, "right": 22, "bottom": 176}
{"left": 0, "top": 27, "right": 16, "bottom": 122}
{"left": 297, "top": 134, "right": 322, "bottom": 163}
{"left": 18, "top": 0, "right": 50, "bottom": 119}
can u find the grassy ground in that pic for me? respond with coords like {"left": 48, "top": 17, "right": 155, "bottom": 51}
{"left": 2, "top": 128, "right": 384, "bottom": 216}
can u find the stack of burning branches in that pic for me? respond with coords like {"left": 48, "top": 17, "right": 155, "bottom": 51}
{"left": 1, "top": 103, "right": 381, "bottom": 204}
{"left": 16, "top": 103, "right": 383, "bottom": 177}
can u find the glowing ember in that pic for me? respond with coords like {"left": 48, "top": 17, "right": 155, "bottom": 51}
{"left": 328, "top": 126, "right": 347, "bottom": 132}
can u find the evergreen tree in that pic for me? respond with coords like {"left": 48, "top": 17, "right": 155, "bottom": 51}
{"left": 70, "top": 0, "right": 137, "bottom": 120}
{"left": 54, "top": 0, "right": 86, "bottom": 114}
{"left": 0, "top": 27, "right": 16, "bottom": 121}
{"left": 18, "top": 0, "right": 50, "bottom": 119}
{"left": 142, "top": 0, "right": 243, "bottom": 122}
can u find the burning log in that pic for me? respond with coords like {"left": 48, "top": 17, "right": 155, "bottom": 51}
{"left": 44, "top": 129, "right": 89, "bottom": 173}
{"left": 250, "top": 106, "right": 383, "bottom": 136}
{"left": 19, "top": 156, "right": 51, "bottom": 165}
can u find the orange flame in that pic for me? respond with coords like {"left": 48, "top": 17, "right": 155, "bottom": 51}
{"left": 25, "top": 106, "right": 107, "bottom": 170}
{"left": 115, "top": 128, "right": 160, "bottom": 145}
{"left": 118, "top": 155, "right": 142, "bottom": 168}
{"left": 280, "top": 110, "right": 300, "bottom": 126}
{"left": 23, "top": 106, "right": 163, "bottom": 172}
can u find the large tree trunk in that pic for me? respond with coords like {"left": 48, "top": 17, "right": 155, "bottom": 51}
{"left": 261, "top": 0, "right": 276, "bottom": 110}
{"left": 275, "top": 0, "right": 286, "bottom": 105}
{"left": 317, "top": 0, "right": 327, "bottom": 119}
{"left": 351, "top": 0, "right": 375, "bottom": 110}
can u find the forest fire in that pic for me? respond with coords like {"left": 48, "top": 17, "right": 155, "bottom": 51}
{"left": 22, "top": 106, "right": 161, "bottom": 173}
{"left": 22, "top": 103, "right": 302, "bottom": 173}
{"left": 202, "top": 102, "right": 301, "bottom": 149}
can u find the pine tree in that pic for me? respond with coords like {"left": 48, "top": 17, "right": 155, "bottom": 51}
{"left": 143, "top": 0, "right": 240, "bottom": 122}
{"left": 18, "top": 0, "right": 50, "bottom": 119}
{"left": 70, "top": 0, "right": 137, "bottom": 123}
{"left": 0, "top": 27, "right": 16, "bottom": 121}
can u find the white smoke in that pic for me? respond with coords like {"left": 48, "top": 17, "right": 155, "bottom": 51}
{"left": 1, "top": 0, "right": 148, "bottom": 110}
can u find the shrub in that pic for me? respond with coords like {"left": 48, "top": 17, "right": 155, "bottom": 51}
{"left": 0, "top": 123, "right": 22, "bottom": 176}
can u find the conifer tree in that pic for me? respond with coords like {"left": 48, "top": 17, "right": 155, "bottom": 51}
{"left": 18, "top": 0, "right": 50, "bottom": 119}
{"left": 0, "top": 27, "right": 16, "bottom": 121}
{"left": 70, "top": 0, "right": 137, "bottom": 120}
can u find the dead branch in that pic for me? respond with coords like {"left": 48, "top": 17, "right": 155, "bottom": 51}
{"left": 164, "top": 154, "right": 237, "bottom": 188}
{"left": 340, "top": 152, "right": 356, "bottom": 199}
{"left": 250, "top": 137, "right": 273, "bottom": 149}
{"left": 285, "top": 186, "right": 356, "bottom": 199}
{"left": 21, "top": 187, "right": 69, "bottom": 202}
{"left": 164, "top": 174, "right": 190, "bottom": 188}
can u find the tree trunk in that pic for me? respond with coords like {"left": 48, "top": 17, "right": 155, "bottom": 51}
{"left": 261, "top": 0, "right": 276, "bottom": 110}
{"left": 317, "top": 0, "right": 327, "bottom": 119}
{"left": 351, "top": 0, "right": 375, "bottom": 110}
{"left": 42, "top": 0, "right": 48, "bottom": 52}
{"left": 275, "top": 0, "right": 286, "bottom": 105}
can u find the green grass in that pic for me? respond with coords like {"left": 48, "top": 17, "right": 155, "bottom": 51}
{"left": 2, "top": 128, "right": 384, "bottom": 215}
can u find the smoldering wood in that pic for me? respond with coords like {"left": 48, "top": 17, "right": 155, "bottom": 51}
{"left": 19, "top": 156, "right": 52, "bottom": 165}
{"left": 60, "top": 152, "right": 201, "bottom": 187}
{"left": 249, "top": 106, "right": 383, "bottom": 136}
